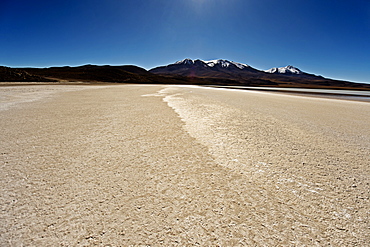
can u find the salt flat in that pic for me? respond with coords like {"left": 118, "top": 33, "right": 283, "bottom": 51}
{"left": 1, "top": 85, "right": 369, "bottom": 245}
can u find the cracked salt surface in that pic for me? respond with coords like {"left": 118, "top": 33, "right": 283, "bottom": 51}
{"left": 145, "top": 85, "right": 370, "bottom": 245}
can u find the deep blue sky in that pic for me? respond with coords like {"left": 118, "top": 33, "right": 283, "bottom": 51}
{"left": 1, "top": 0, "right": 370, "bottom": 83}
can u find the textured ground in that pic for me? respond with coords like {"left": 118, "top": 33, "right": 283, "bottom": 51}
{"left": 0, "top": 85, "right": 369, "bottom": 246}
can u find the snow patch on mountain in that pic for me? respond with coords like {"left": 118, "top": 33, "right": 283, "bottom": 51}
{"left": 265, "top": 65, "right": 303, "bottom": 74}
{"left": 175, "top": 58, "right": 195, "bottom": 65}
{"left": 174, "top": 59, "right": 250, "bottom": 70}
{"left": 204, "top": 59, "right": 250, "bottom": 69}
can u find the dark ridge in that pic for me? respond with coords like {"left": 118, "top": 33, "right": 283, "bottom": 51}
{"left": 22, "top": 65, "right": 153, "bottom": 83}
{"left": 0, "top": 66, "right": 55, "bottom": 82}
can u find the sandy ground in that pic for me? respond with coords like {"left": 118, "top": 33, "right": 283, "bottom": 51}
{"left": 0, "top": 85, "right": 369, "bottom": 246}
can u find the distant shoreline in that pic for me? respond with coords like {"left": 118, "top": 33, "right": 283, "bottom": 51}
{"left": 206, "top": 85, "right": 370, "bottom": 102}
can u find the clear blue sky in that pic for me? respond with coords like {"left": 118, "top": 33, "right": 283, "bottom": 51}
{"left": 1, "top": 0, "right": 369, "bottom": 83}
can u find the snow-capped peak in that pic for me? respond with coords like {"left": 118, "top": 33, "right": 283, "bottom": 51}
{"left": 204, "top": 59, "right": 250, "bottom": 69}
{"left": 174, "top": 59, "right": 250, "bottom": 70}
{"left": 175, "top": 58, "right": 195, "bottom": 65}
{"left": 265, "top": 65, "right": 302, "bottom": 75}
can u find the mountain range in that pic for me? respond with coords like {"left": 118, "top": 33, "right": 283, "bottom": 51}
{"left": 1, "top": 59, "right": 369, "bottom": 90}
{"left": 150, "top": 59, "right": 334, "bottom": 87}
{"left": 150, "top": 59, "right": 370, "bottom": 89}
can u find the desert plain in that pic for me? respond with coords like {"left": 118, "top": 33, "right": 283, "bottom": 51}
{"left": 0, "top": 84, "right": 369, "bottom": 246}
